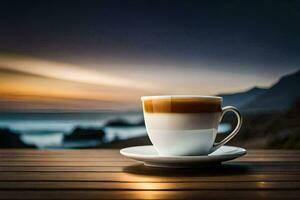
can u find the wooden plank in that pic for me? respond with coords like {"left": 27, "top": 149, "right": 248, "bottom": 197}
{"left": 1, "top": 152, "right": 300, "bottom": 159}
{"left": 0, "top": 190, "right": 299, "bottom": 200}
{"left": 0, "top": 172, "right": 299, "bottom": 182}
{"left": 0, "top": 166, "right": 124, "bottom": 172}
{"left": 0, "top": 181, "right": 299, "bottom": 190}
{"left": 237, "top": 157, "right": 300, "bottom": 161}
{"left": 0, "top": 150, "right": 299, "bottom": 156}
{"left": 0, "top": 158, "right": 298, "bottom": 163}
{"left": 1, "top": 160, "right": 300, "bottom": 167}
{"left": 0, "top": 152, "right": 299, "bottom": 163}
{"left": 0, "top": 149, "right": 298, "bottom": 155}
{"left": 0, "top": 154, "right": 299, "bottom": 159}
{"left": 0, "top": 161, "right": 137, "bottom": 167}
{"left": 0, "top": 155, "right": 296, "bottom": 159}
{"left": 0, "top": 162, "right": 299, "bottom": 172}
{"left": 0, "top": 157, "right": 130, "bottom": 162}
{"left": 1, "top": 156, "right": 300, "bottom": 162}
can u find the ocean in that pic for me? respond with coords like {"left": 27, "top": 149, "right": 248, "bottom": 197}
{"left": 0, "top": 112, "right": 231, "bottom": 149}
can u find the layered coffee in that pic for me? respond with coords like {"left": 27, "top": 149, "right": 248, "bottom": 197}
{"left": 142, "top": 96, "right": 222, "bottom": 130}
{"left": 141, "top": 95, "right": 242, "bottom": 156}
{"left": 142, "top": 96, "right": 223, "bottom": 155}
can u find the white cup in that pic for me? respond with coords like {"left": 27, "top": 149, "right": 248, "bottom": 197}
{"left": 142, "top": 95, "right": 242, "bottom": 156}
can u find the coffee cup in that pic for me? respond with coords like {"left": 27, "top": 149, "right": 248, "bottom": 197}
{"left": 141, "top": 95, "right": 242, "bottom": 156}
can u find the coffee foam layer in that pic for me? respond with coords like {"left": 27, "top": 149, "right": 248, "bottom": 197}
{"left": 143, "top": 98, "right": 222, "bottom": 113}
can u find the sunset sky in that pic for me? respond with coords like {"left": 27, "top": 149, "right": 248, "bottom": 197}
{"left": 0, "top": 1, "right": 299, "bottom": 111}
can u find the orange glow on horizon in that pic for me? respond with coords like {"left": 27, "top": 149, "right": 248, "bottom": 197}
{"left": 0, "top": 53, "right": 284, "bottom": 111}
{"left": 0, "top": 54, "right": 159, "bottom": 110}
{"left": 0, "top": 54, "right": 157, "bottom": 90}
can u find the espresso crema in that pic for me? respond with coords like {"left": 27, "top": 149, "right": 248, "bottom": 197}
{"left": 142, "top": 96, "right": 222, "bottom": 113}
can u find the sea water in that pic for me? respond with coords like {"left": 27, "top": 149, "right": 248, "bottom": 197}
{"left": 0, "top": 112, "right": 145, "bottom": 148}
{"left": 0, "top": 112, "right": 230, "bottom": 149}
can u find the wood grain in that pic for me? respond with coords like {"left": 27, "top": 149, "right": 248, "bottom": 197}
{"left": 0, "top": 190, "right": 299, "bottom": 200}
{"left": 0, "top": 181, "right": 299, "bottom": 190}
{"left": 0, "top": 149, "right": 299, "bottom": 199}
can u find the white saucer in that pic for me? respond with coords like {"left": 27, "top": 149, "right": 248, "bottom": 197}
{"left": 120, "top": 145, "right": 246, "bottom": 168}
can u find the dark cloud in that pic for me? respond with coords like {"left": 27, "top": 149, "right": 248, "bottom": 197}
{"left": 0, "top": 0, "right": 299, "bottom": 73}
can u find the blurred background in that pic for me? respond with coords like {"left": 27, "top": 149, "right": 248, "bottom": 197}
{"left": 0, "top": 0, "right": 299, "bottom": 149}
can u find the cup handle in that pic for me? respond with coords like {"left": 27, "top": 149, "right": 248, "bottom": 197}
{"left": 211, "top": 106, "right": 242, "bottom": 153}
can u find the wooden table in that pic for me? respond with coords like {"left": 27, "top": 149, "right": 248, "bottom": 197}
{"left": 0, "top": 149, "right": 299, "bottom": 199}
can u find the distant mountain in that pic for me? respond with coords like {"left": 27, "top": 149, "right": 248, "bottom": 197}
{"left": 219, "top": 70, "right": 300, "bottom": 112}
{"left": 244, "top": 70, "right": 300, "bottom": 111}
{"left": 219, "top": 87, "right": 268, "bottom": 108}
